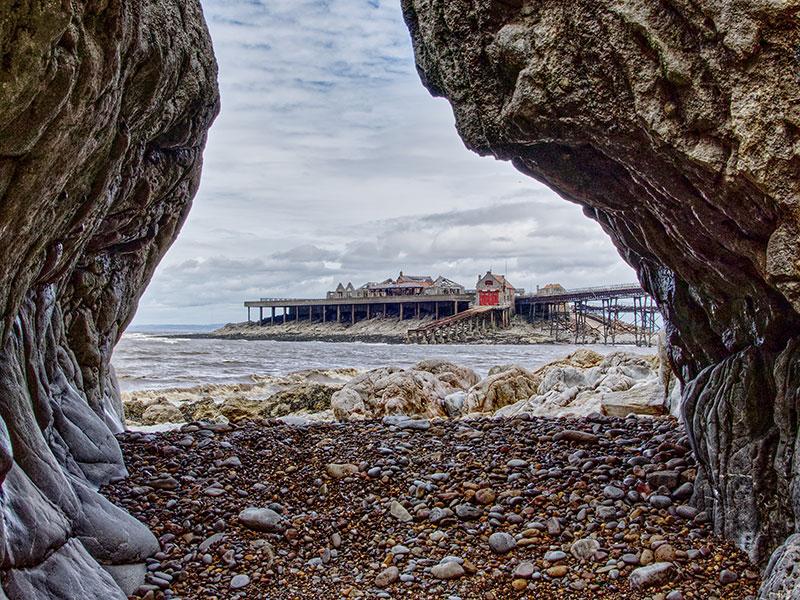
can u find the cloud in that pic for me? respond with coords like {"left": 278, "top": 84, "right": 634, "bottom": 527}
{"left": 132, "top": 0, "right": 636, "bottom": 324}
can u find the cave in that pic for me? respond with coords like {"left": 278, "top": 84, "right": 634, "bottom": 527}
{"left": 0, "top": 0, "right": 798, "bottom": 597}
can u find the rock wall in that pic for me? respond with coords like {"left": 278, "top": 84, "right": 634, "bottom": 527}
{"left": 401, "top": 0, "right": 799, "bottom": 590}
{"left": 0, "top": 1, "right": 218, "bottom": 597}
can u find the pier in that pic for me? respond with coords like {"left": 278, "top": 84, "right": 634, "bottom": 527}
{"left": 516, "top": 283, "right": 659, "bottom": 345}
{"left": 245, "top": 295, "right": 473, "bottom": 325}
{"left": 243, "top": 273, "right": 660, "bottom": 346}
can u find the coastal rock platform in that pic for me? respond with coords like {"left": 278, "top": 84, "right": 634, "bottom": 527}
{"left": 105, "top": 415, "right": 758, "bottom": 599}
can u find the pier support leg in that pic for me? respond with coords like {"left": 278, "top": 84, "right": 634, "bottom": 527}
{"left": 337, "top": 305, "right": 341, "bottom": 323}
{"left": 400, "top": 303, "right": 404, "bottom": 320}
{"left": 259, "top": 306, "right": 263, "bottom": 325}
{"left": 283, "top": 308, "right": 286, "bottom": 324}
{"left": 383, "top": 303, "right": 387, "bottom": 318}
{"left": 351, "top": 304, "right": 355, "bottom": 325}
{"left": 295, "top": 307, "right": 299, "bottom": 322}
{"left": 416, "top": 303, "right": 420, "bottom": 319}
{"left": 453, "top": 300, "right": 458, "bottom": 316}
{"left": 271, "top": 307, "right": 275, "bottom": 325}
{"left": 248, "top": 307, "right": 251, "bottom": 323}
{"left": 435, "top": 303, "right": 439, "bottom": 320}
{"left": 366, "top": 304, "right": 370, "bottom": 320}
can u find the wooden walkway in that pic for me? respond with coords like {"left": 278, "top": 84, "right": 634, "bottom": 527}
{"left": 406, "top": 306, "right": 510, "bottom": 344}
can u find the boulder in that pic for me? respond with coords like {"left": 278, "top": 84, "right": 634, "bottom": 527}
{"left": 218, "top": 397, "right": 263, "bottom": 423}
{"left": 140, "top": 402, "right": 184, "bottom": 426}
{"left": 412, "top": 360, "right": 480, "bottom": 391}
{"left": 463, "top": 366, "right": 540, "bottom": 414}
{"left": 262, "top": 383, "right": 338, "bottom": 416}
{"left": 601, "top": 379, "right": 669, "bottom": 417}
{"left": 494, "top": 352, "right": 661, "bottom": 418}
{"left": 332, "top": 363, "right": 474, "bottom": 420}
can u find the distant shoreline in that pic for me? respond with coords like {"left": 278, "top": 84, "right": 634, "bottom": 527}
{"left": 167, "top": 332, "right": 414, "bottom": 344}
{"left": 165, "top": 316, "right": 645, "bottom": 346}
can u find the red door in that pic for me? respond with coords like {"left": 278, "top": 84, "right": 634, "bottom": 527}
{"left": 479, "top": 290, "right": 500, "bottom": 306}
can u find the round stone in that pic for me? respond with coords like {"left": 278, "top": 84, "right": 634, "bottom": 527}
{"left": 513, "top": 561, "right": 535, "bottom": 579}
{"left": 512, "top": 578, "right": 528, "bottom": 591}
{"left": 570, "top": 537, "right": 600, "bottom": 561}
{"left": 431, "top": 561, "right": 465, "bottom": 580}
{"left": 546, "top": 565, "right": 568, "bottom": 578}
{"left": 719, "top": 569, "right": 738, "bottom": 584}
{"left": 649, "top": 495, "right": 673, "bottom": 509}
{"left": 489, "top": 532, "right": 516, "bottom": 554}
{"left": 544, "top": 550, "right": 567, "bottom": 562}
{"left": 375, "top": 566, "right": 399, "bottom": 588}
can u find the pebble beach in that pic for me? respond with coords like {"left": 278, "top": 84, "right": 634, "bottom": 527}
{"left": 105, "top": 414, "right": 759, "bottom": 599}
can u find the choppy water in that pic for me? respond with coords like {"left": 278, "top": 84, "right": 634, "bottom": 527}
{"left": 112, "top": 325, "right": 656, "bottom": 392}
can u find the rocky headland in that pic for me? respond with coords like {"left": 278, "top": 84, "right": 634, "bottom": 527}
{"left": 205, "top": 315, "right": 642, "bottom": 345}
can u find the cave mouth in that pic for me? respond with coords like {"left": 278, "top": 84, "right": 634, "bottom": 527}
{"left": 1, "top": 0, "right": 798, "bottom": 597}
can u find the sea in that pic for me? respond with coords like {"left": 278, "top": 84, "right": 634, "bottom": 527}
{"left": 113, "top": 324, "right": 657, "bottom": 393}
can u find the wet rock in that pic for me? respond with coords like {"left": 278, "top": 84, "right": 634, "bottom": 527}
{"left": 238, "top": 507, "right": 283, "bottom": 533}
{"left": 629, "top": 562, "right": 675, "bottom": 590}
{"left": 375, "top": 566, "right": 399, "bottom": 588}
{"left": 488, "top": 532, "right": 516, "bottom": 554}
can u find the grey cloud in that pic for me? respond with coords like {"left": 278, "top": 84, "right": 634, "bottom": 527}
{"left": 132, "top": 0, "right": 635, "bottom": 324}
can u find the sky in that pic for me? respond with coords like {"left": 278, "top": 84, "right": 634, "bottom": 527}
{"left": 132, "top": 0, "right": 637, "bottom": 325}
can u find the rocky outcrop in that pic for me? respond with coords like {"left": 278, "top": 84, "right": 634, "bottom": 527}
{"left": 0, "top": 2, "right": 218, "bottom": 598}
{"left": 402, "top": 0, "right": 799, "bottom": 588}
{"left": 463, "top": 366, "right": 541, "bottom": 414}
{"left": 465, "top": 351, "right": 668, "bottom": 418}
{"left": 332, "top": 361, "right": 480, "bottom": 420}
{"left": 124, "top": 370, "right": 357, "bottom": 426}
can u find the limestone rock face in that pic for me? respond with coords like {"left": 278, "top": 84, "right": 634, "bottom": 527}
{"left": 332, "top": 361, "right": 479, "bottom": 420}
{"left": 402, "top": 0, "right": 799, "bottom": 571}
{"left": 463, "top": 366, "right": 541, "bottom": 414}
{"left": 491, "top": 352, "right": 665, "bottom": 418}
{"left": 0, "top": 2, "right": 218, "bottom": 597}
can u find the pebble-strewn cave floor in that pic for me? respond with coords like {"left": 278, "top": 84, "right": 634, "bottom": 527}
{"left": 104, "top": 415, "right": 760, "bottom": 599}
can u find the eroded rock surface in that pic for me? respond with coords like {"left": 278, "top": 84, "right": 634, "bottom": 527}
{"left": 0, "top": 2, "right": 218, "bottom": 597}
{"left": 402, "top": 0, "right": 799, "bottom": 587}
{"left": 491, "top": 351, "right": 670, "bottom": 418}
{"left": 332, "top": 361, "right": 480, "bottom": 420}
